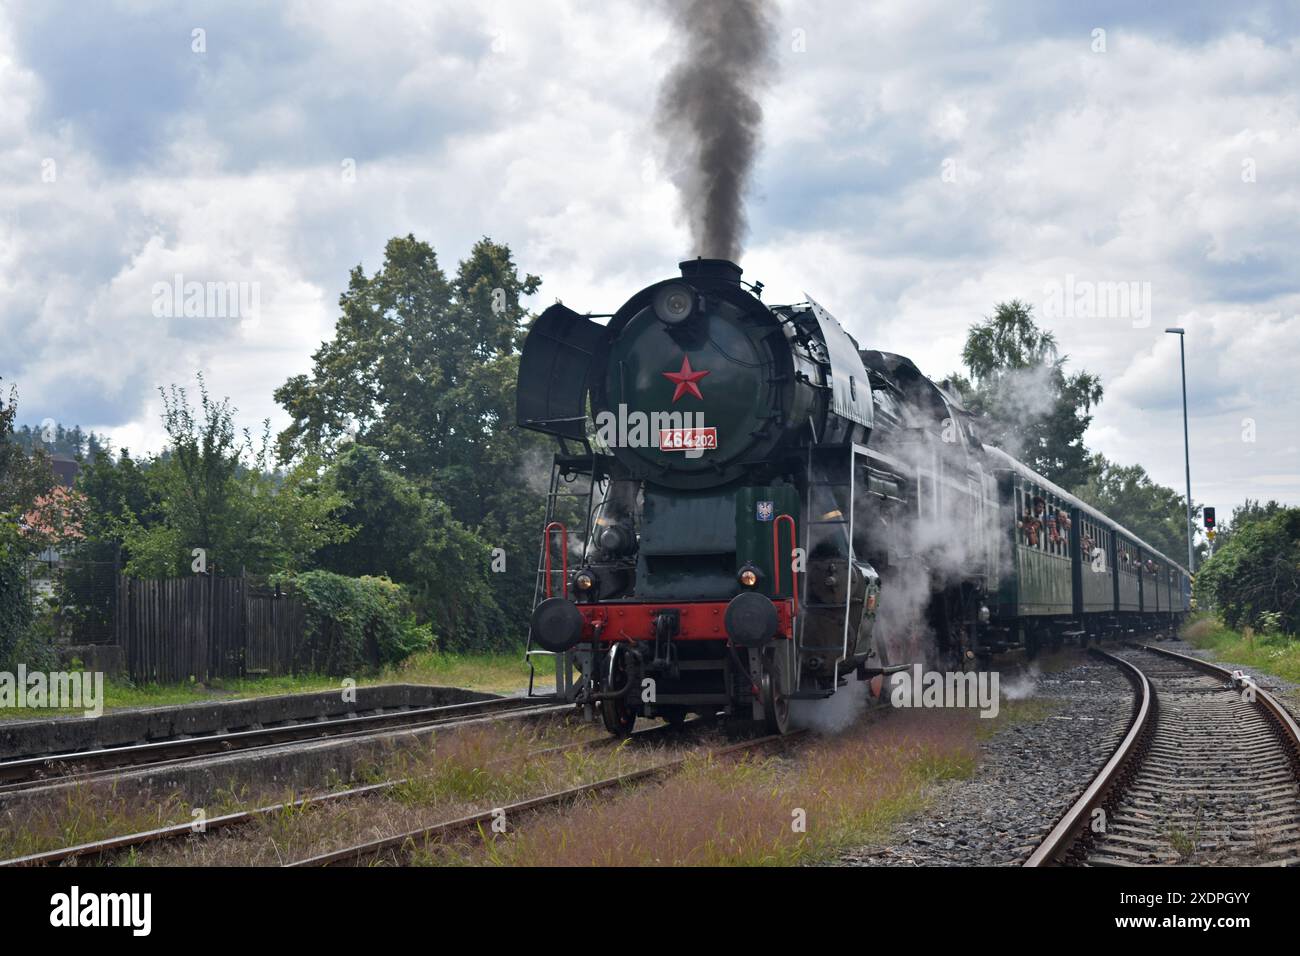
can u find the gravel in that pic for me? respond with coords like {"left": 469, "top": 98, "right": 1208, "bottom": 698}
{"left": 837, "top": 634, "right": 1300, "bottom": 867}
{"left": 838, "top": 654, "right": 1134, "bottom": 866}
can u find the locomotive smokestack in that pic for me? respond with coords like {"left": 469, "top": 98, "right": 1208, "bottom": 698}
{"left": 679, "top": 258, "right": 742, "bottom": 283}
{"left": 654, "top": 0, "right": 776, "bottom": 261}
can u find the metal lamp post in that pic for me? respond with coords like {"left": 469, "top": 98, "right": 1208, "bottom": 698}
{"left": 1165, "top": 327, "right": 1194, "bottom": 572}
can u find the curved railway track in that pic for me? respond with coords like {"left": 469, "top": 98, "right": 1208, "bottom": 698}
{"left": 1027, "top": 644, "right": 1300, "bottom": 866}
{"left": 0, "top": 695, "right": 568, "bottom": 793}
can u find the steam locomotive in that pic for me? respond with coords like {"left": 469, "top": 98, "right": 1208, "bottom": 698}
{"left": 516, "top": 259, "right": 1190, "bottom": 734}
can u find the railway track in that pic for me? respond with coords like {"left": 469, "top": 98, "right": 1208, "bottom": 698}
{"left": 286, "top": 727, "right": 802, "bottom": 867}
{"left": 0, "top": 695, "right": 568, "bottom": 793}
{"left": 1026, "top": 644, "right": 1300, "bottom": 866}
{"left": 0, "top": 717, "right": 716, "bottom": 867}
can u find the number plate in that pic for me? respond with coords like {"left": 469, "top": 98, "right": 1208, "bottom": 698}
{"left": 658, "top": 427, "right": 718, "bottom": 451}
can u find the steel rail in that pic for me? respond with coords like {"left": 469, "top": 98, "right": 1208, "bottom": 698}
{"left": 1134, "top": 642, "right": 1300, "bottom": 753}
{"left": 0, "top": 718, "right": 712, "bottom": 867}
{"left": 0, "top": 696, "right": 567, "bottom": 789}
{"left": 0, "top": 702, "right": 570, "bottom": 799}
{"left": 1023, "top": 648, "right": 1152, "bottom": 867}
{"left": 1026, "top": 643, "right": 1300, "bottom": 866}
{"left": 286, "top": 728, "right": 803, "bottom": 867}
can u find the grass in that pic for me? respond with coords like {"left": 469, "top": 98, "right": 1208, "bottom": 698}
{"left": 418, "top": 671, "right": 1063, "bottom": 867}
{"left": 3, "top": 666, "right": 1064, "bottom": 866}
{"left": 0, "top": 715, "right": 603, "bottom": 863}
{"left": 119, "top": 719, "right": 669, "bottom": 867}
{"left": 1179, "top": 614, "right": 1300, "bottom": 683}
{"left": 6, "top": 708, "right": 985, "bottom": 867}
{"left": 386, "top": 648, "right": 550, "bottom": 695}
{"left": 0, "top": 779, "right": 250, "bottom": 862}
{"left": 0, "top": 647, "right": 543, "bottom": 721}
{"left": 429, "top": 708, "right": 983, "bottom": 867}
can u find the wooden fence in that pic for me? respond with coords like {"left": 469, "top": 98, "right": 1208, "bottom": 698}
{"left": 115, "top": 574, "right": 305, "bottom": 683}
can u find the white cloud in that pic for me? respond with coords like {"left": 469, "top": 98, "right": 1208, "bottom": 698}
{"left": 0, "top": 0, "right": 1296, "bottom": 516}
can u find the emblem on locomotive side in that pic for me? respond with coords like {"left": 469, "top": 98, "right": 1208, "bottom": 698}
{"left": 662, "top": 355, "right": 709, "bottom": 402}
{"left": 756, "top": 500, "right": 775, "bottom": 521}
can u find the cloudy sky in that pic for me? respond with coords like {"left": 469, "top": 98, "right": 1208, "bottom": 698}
{"left": 2, "top": 0, "right": 1297, "bottom": 521}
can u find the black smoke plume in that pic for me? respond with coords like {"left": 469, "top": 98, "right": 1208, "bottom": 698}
{"left": 654, "top": 0, "right": 776, "bottom": 261}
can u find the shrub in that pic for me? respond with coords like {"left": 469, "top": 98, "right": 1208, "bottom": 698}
{"left": 288, "top": 571, "right": 432, "bottom": 675}
{"left": 1195, "top": 508, "right": 1300, "bottom": 635}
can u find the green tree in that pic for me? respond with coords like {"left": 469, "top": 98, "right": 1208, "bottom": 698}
{"left": 274, "top": 235, "right": 539, "bottom": 497}
{"left": 121, "top": 377, "right": 350, "bottom": 577}
{"left": 274, "top": 235, "right": 547, "bottom": 639}
{"left": 1194, "top": 508, "right": 1300, "bottom": 633}
{"left": 0, "top": 519, "right": 36, "bottom": 670}
{"left": 42, "top": 450, "right": 155, "bottom": 644}
{"left": 316, "top": 443, "right": 428, "bottom": 580}
{"left": 1074, "top": 454, "right": 1203, "bottom": 565}
{"left": 0, "top": 380, "right": 49, "bottom": 668}
{"left": 0, "top": 379, "right": 54, "bottom": 514}
{"left": 314, "top": 444, "right": 509, "bottom": 650}
{"left": 12, "top": 421, "right": 108, "bottom": 458}
{"left": 1210, "top": 498, "right": 1286, "bottom": 552}
{"left": 77, "top": 448, "right": 159, "bottom": 546}
{"left": 948, "top": 300, "right": 1104, "bottom": 489}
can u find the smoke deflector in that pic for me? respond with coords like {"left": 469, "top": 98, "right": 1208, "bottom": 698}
{"left": 515, "top": 303, "right": 607, "bottom": 441}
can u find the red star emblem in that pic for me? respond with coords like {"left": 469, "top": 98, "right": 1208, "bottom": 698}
{"left": 662, "top": 355, "right": 709, "bottom": 402}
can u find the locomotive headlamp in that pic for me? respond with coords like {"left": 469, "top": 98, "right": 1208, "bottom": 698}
{"left": 574, "top": 569, "right": 597, "bottom": 593}
{"left": 653, "top": 283, "right": 695, "bottom": 325}
{"left": 738, "top": 565, "right": 759, "bottom": 588}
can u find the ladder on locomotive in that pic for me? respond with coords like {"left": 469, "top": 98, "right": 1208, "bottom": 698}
{"left": 524, "top": 451, "right": 605, "bottom": 698}
{"left": 794, "top": 441, "right": 872, "bottom": 697}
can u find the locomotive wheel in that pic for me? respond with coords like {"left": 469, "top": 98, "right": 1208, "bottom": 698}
{"left": 1024, "top": 628, "right": 1041, "bottom": 660}
{"left": 600, "top": 645, "right": 637, "bottom": 737}
{"left": 601, "top": 696, "right": 637, "bottom": 736}
{"left": 761, "top": 648, "right": 791, "bottom": 735}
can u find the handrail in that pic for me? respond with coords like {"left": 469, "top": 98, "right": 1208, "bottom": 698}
{"left": 772, "top": 514, "right": 798, "bottom": 614}
{"left": 544, "top": 521, "right": 568, "bottom": 599}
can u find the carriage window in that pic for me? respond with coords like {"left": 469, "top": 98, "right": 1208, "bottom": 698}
{"left": 1031, "top": 490, "right": 1046, "bottom": 549}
